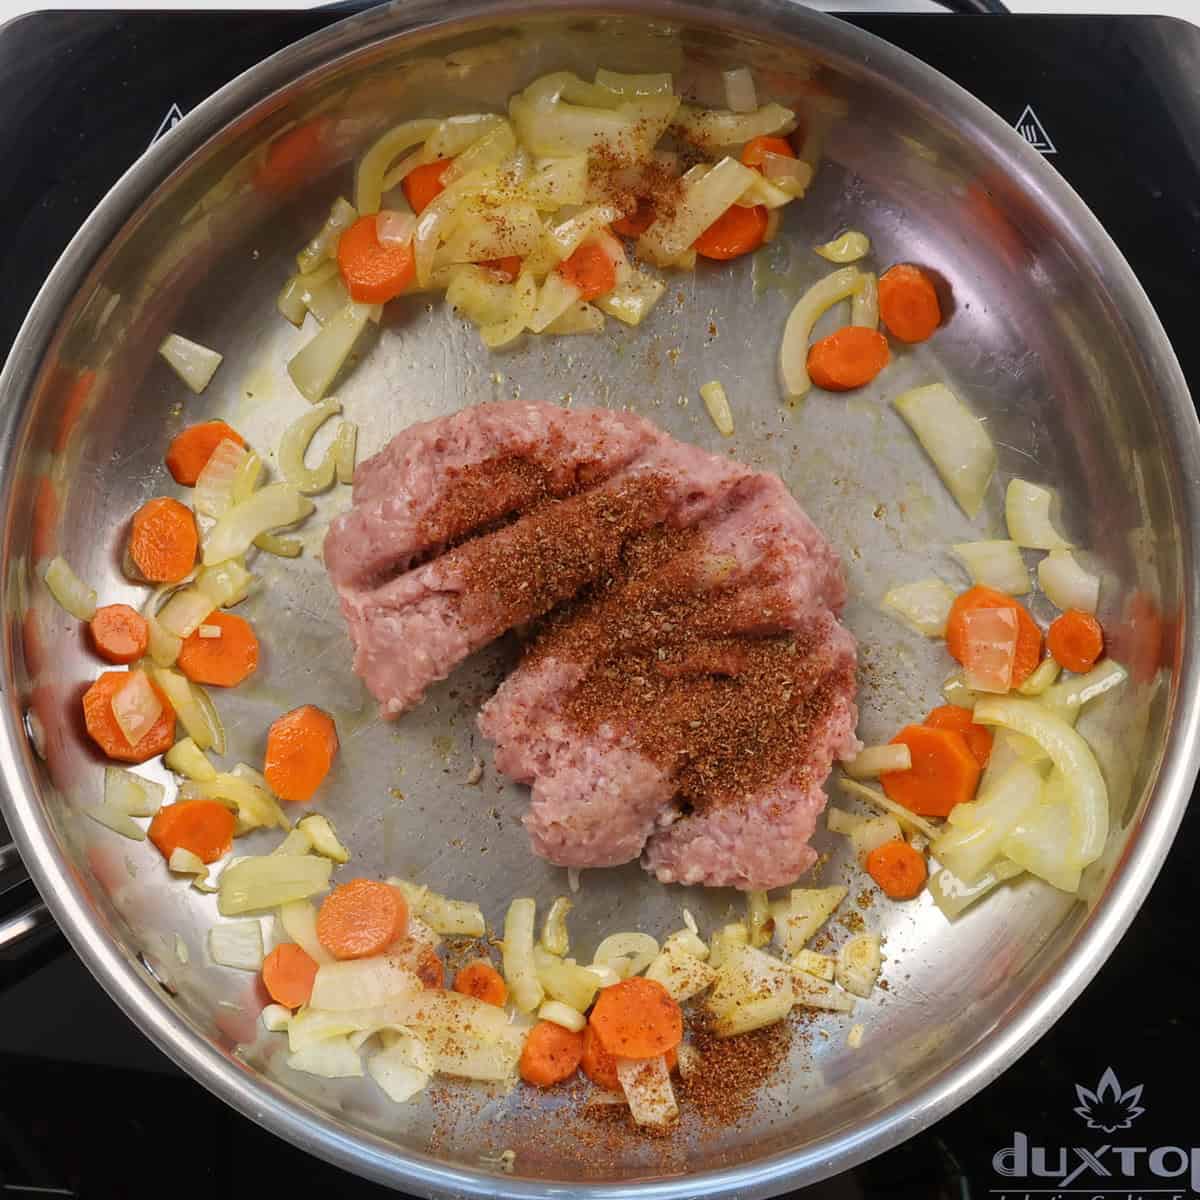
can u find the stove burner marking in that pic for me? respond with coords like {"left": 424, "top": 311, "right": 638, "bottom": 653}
{"left": 148, "top": 101, "right": 186, "bottom": 150}
{"left": 1014, "top": 104, "right": 1057, "bottom": 155}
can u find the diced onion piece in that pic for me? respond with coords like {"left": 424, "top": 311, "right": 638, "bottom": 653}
{"left": 1017, "top": 655, "right": 1062, "bottom": 697}
{"left": 1006, "top": 479, "right": 1071, "bottom": 550}
{"left": 825, "top": 806, "right": 863, "bottom": 836}
{"left": 389, "top": 878, "right": 485, "bottom": 937}
{"left": 849, "top": 815, "right": 903, "bottom": 864}
{"left": 503, "top": 898, "right": 544, "bottom": 1013}
{"left": 232, "top": 450, "right": 264, "bottom": 505}
{"left": 792, "top": 970, "right": 856, "bottom": 1013}
{"left": 676, "top": 1041, "right": 702, "bottom": 1080}
{"left": 193, "top": 438, "right": 249, "bottom": 519}
{"left": 311, "top": 958, "right": 422, "bottom": 1011}
{"left": 761, "top": 152, "right": 812, "bottom": 197}
{"left": 217, "top": 854, "right": 332, "bottom": 916}
{"left": 262, "top": 1004, "right": 291, "bottom": 1033}
{"left": 673, "top": 102, "right": 796, "bottom": 154}
{"left": 104, "top": 767, "right": 164, "bottom": 816}
{"left": 297, "top": 196, "right": 359, "bottom": 272}
{"left": 86, "top": 804, "right": 146, "bottom": 841}
{"left": 189, "top": 764, "right": 287, "bottom": 831}
{"left": 700, "top": 380, "right": 734, "bottom": 437}
{"left": 842, "top": 744, "right": 911, "bottom": 779}
{"left": 707, "top": 943, "right": 796, "bottom": 1036}
{"left": 971, "top": 696, "right": 1108, "bottom": 865}
{"left": 278, "top": 899, "right": 334, "bottom": 965}
{"left": 277, "top": 274, "right": 308, "bottom": 326}
{"left": 196, "top": 558, "right": 255, "bottom": 608}
{"left": 295, "top": 814, "right": 349, "bottom": 863}
{"left": 617, "top": 1054, "right": 678, "bottom": 1127}
{"left": 644, "top": 946, "right": 717, "bottom": 1002}
{"left": 145, "top": 612, "right": 182, "bottom": 667}
{"left": 708, "top": 922, "right": 749, "bottom": 970}
{"left": 961, "top": 605, "right": 1018, "bottom": 693}
{"left": 537, "top": 1000, "right": 586, "bottom": 1032}
{"left": 203, "top": 483, "right": 314, "bottom": 566}
{"left": 209, "top": 921, "right": 264, "bottom": 970}
{"left": 441, "top": 201, "right": 544, "bottom": 264}
{"left": 149, "top": 666, "right": 212, "bottom": 750}
{"left": 1001, "top": 769, "right": 1083, "bottom": 892}
{"left": 882, "top": 578, "right": 956, "bottom": 637}
{"left": 835, "top": 934, "right": 881, "bottom": 998}
{"left": 837, "top": 777, "right": 941, "bottom": 839}
{"left": 1038, "top": 550, "right": 1099, "bottom": 615}
{"left": 111, "top": 670, "right": 163, "bottom": 748}
{"left": 942, "top": 670, "right": 981, "bottom": 709}
{"left": 773, "top": 887, "right": 847, "bottom": 956}
{"left": 746, "top": 891, "right": 771, "bottom": 948}
{"left": 288, "top": 1036, "right": 364, "bottom": 1079}
{"left": 779, "top": 266, "right": 862, "bottom": 401}
{"left": 253, "top": 533, "right": 303, "bottom": 558}
{"left": 519, "top": 155, "right": 589, "bottom": 210}
{"left": 663, "top": 927, "right": 707, "bottom": 959}
{"left": 447, "top": 264, "right": 519, "bottom": 327}
{"left": 272, "top": 828, "right": 313, "bottom": 856}
{"left": 529, "top": 272, "right": 582, "bottom": 333}
{"left": 159, "top": 333, "right": 222, "bottom": 394}
{"left": 851, "top": 271, "right": 879, "bottom": 328}
{"left": 595, "top": 266, "right": 665, "bottom": 327}
{"left": 638, "top": 156, "right": 759, "bottom": 266}
{"left": 736, "top": 171, "right": 797, "bottom": 210}
{"left": 157, "top": 587, "right": 215, "bottom": 638}
{"left": 792, "top": 948, "right": 835, "bottom": 982}
{"left": 367, "top": 1030, "right": 432, "bottom": 1102}
{"left": 594, "top": 932, "right": 659, "bottom": 979}
{"left": 300, "top": 266, "right": 350, "bottom": 327}
{"left": 929, "top": 857, "right": 1024, "bottom": 920}
{"left": 481, "top": 269, "right": 537, "bottom": 350}
{"left": 44, "top": 556, "right": 96, "bottom": 618}
{"left": 539, "top": 896, "right": 572, "bottom": 956}
{"left": 334, "top": 422, "right": 357, "bottom": 486}
{"left": 952, "top": 540, "right": 1030, "bottom": 596}
{"left": 194, "top": 685, "right": 226, "bottom": 755}
{"left": 286, "top": 301, "right": 377, "bottom": 405}
{"left": 816, "top": 231, "right": 870, "bottom": 263}
{"left": 1040, "top": 660, "right": 1127, "bottom": 725}
{"left": 533, "top": 947, "right": 602, "bottom": 1011}
{"left": 279, "top": 398, "right": 341, "bottom": 495}
{"left": 893, "top": 384, "right": 997, "bottom": 518}
{"left": 376, "top": 209, "right": 416, "bottom": 247}
{"left": 722, "top": 67, "right": 758, "bottom": 113}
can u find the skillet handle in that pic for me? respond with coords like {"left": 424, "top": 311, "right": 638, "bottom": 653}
{"left": 0, "top": 839, "right": 52, "bottom": 950}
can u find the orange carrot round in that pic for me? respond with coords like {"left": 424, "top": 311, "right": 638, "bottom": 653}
{"left": 589, "top": 977, "right": 682, "bottom": 1059}
{"left": 82, "top": 670, "right": 175, "bottom": 763}
{"left": 176, "top": 611, "right": 259, "bottom": 688}
{"left": 865, "top": 838, "right": 928, "bottom": 900}
{"left": 262, "top": 942, "right": 320, "bottom": 1008}
{"left": 165, "top": 421, "right": 246, "bottom": 486}
{"left": 880, "top": 724, "right": 981, "bottom": 818}
{"left": 806, "top": 326, "right": 890, "bottom": 391}
{"left": 148, "top": 799, "right": 235, "bottom": 864}
{"left": 519, "top": 1020, "right": 585, "bottom": 1087}
{"left": 402, "top": 159, "right": 452, "bottom": 215}
{"left": 878, "top": 263, "right": 942, "bottom": 344}
{"left": 945, "top": 585, "right": 1042, "bottom": 687}
{"left": 741, "top": 135, "right": 796, "bottom": 169}
{"left": 316, "top": 878, "right": 408, "bottom": 961}
{"left": 694, "top": 203, "right": 768, "bottom": 260}
{"left": 924, "top": 704, "right": 993, "bottom": 767}
{"left": 581, "top": 1021, "right": 621, "bottom": 1091}
{"left": 557, "top": 240, "right": 617, "bottom": 300}
{"left": 452, "top": 959, "right": 507, "bottom": 1007}
{"left": 612, "top": 199, "right": 656, "bottom": 237}
{"left": 480, "top": 256, "right": 523, "bottom": 283}
{"left": 337, "top": 214, "right": 416, "bottom": 304}
{"left": 90, "top": 604, "right": 150, "bottom": 665}
{"left": 1047, "top": 610, "right": 1104, "bottom": 674}
{"left": 263, "top": 705, "right": 338, "bottom": 802}
{"left": 128, "top": 497, "right": 198, "bottom": 584}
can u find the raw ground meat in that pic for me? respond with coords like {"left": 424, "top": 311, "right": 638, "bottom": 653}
{"left": 324, "top": 401, "right": 858, "bottom": 890}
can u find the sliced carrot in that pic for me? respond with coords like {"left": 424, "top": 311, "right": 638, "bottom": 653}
{"left": 128, "top": 497, "right": 198, "bottom": 584}
{"left": 89, "top": 605, "right": 150, "bottom": 665}
{"left": 402, "top": 158, "right": 452, "bottom": 215}
{"left": 612, "top": 199, "right": 656, "bottom": 237}
{"left": 176, "top": 611, "right": 259, "bottom": 688}
{"left": 945, "top": 585, "right": 1042, "bottom": 687}
{"left": 589, "top": 977, "right": 683, "bottom": 1059}
{"left": 316, "top": 878, "right": 408, "bottom": 961}
{"left": 741, "top": 135, "right": 796, "bottom": 169}
{"left": 165, "top": 421, "right": 246, "bottom": 486}
{"left": 148, "top": 799, "right": 235, "bottom": 864}
{"left": 581, "top": 1023, "right": 676, "bottom": 1091}
{"left": 519, "top": 1020, "right": 585, "bottom": 1087}
{"left": 878, "top": 264, "right": 942, "bottom": 344}
{"left": 263, "top": 704, "right": 338, "bottom": 802}
{"left": 880, "top": 724, "right": 981, "bottom": 818}
{"left": 480, "top": 256, "right": 523, "bottom": 283}
{"left": 255, "top": 118, "right": 329, "bottom": 194}
{"left": 82, "top": 670, "right": 175, "bottom": 763}
{"left": 865, "top": 838, "right": 928, "bottom": 900}
{"left": 806, "top": 326, "right": 890, "bottom": 391}
{"left": 694, "top": 203, "right": 768, "bottom": 261}
{"left": 261, "top": 943, "right": 320, "bottom": 1009}
{"left": 557, "top": 240, "right": 617, "bottom": 301}
{"left": 924, "top": 704, "right": 993, "bottom": 767}
{"left": 452, "top": 959, "right": 507, "bottom": 1007}
{"left": 1047, "top": 610, "right": 1104, "bottom": 674}
{"left": 337, "top": 214, "right": 415, "bottom": 304}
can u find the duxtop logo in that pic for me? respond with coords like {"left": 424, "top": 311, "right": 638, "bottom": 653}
{"left": 993, "top": 1068, "right": 1200, "bottom": 1197}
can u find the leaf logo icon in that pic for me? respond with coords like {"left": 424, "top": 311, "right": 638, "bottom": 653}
{"left": 1073, "top": 1067, "right": 1146, "bottom": 1132}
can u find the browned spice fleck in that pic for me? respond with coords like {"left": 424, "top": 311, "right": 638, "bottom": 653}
{"left": 682, "top": 1011, "right": 793, "bottom": 1127}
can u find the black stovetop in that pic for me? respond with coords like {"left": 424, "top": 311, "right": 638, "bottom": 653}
{"left": 1, "top": 10, "right": 1198, "bottom": 1198}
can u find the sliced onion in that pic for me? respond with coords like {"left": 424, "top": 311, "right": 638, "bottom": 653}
{"left": 773, "top": 887, "right": 847, "bottom": 957}
{"left": 150, "top": 666, "right": 213, "bottom": 750}
{"left": 441, "top": 201, "right": 544, "bottom": 265}
{"left": 1038, "top": 550, "right": 1099, "bottom": 614}
{"left": 673, "top": 102, "right": 796, "bottom": 154}
{"left": 747, "top": 890, "right": 771, "bottom": 948}
{"left": 300, "top": 268, "right": 350, "bottom": 328}
{"left": 296, "top": 197, "right": 358, "bottom": 273}
{"left": 708, "top": 922, "right": 749, "bottom": 969}
{"left": 203, "top": 483, "right": 314, "bottom": 566}
{"left": 194, "top": 438, "right": 249, "bottom": 519}
{"left": 835, "top": 933, "right": 882, "bottom": 998}
{"left": 792, "top": 948, "right": 834, "bottom": 982}
{"left": 503, "top": 898, "right": 543, "bottom": 1013}
{"left": 146, "top": 611, "right": 182, "bottom": 667}
{"left": 539, "top": 898, "right": 572, "bottom": 956}
{"left": 952, "top": 540, "right": 1030, "bottom": 596}
{"left": 209, "top": 921, "right": 264, "bottom": 971}
{"left": 850, "top": 271, "right": 879, "bottom": 328}
{"left": 762, "top": 151, "right": 812, "bottom": 196}
{"left": 1017, "top": 655, "right": 1062, "bottom": 697}
{"left": 736, "top": 171, "right": 796, "bottom": 209}
{"left": 254, "top": 533, "right": 303, "bottom": 558}
{"left": 529, "top": 271, "right": 582, "bottom": 333}
{"left": 707, "top": 943, "right": 796, "bottom": 1036}
{"left": 815, "top": 231, "right": 870, "bottom": 263}
{"left": 159, "top": 333, "right": 222, "bottom": 394}
{"left": 644, "top": 946, "right": 716, "bottom": 1003}
{"left": 157, "top": 587, "right": 215, "bottom": 638}
{"left": 286, "top": 301, "right": 378, "bottom": 404}
{"left": 961, "top": 605, "right": 1019, "bottom": 693}
{"left": 376, "top": 210, "right": 416, "bottom": 248}
{"left": 312, "top": 958, "right": 422, "bottom": 1011}
{"left": 778, "top": 266, "right": 862, "bottom": 401}
{"left": 164, "top": 737, "right": 216, "bottom": 781}
{"left": 44, "top": 556, "right": 96, "bottom": 619}
{"left": 390, "top": 879, "right": 485, "bottom": 937}
{"left": 368, "top": 1031, "right": 432, "bottom": 1102}
{"left": 354, "top": 119, "right": 440, "bottom": 214}
{"left": 537, "top": 1000, "right": 586, "bottom": 1032}
{"left": 277, "top": 274, "right": 308, "bottom": 327}
{"left": 533, "top": 948, "right": 603, "bottom": 1011}
{"left": 104, "top": 767, "right": 164, "bottom": 816}
{"left": 272, "top": 827, "right": 313, "bottom": 856}
{"left": 547, "top": 204, "right": 623, "bottom": 263}
{"left": 288, "top": 1036, "right": 364, "bottom": 1079}
{"left": 617, "top": 1055, "right": 678, "bottom": 1127}
{"left": 893, "top": 383, "right": 997, "bottom": 518}
{"left": 86, "top": 805, "right": 146, "bottom": 841}
{"left": 296, "top": 814, "right": 350, "bottom": 864}
{"left": 929, "top": 857, "right": 1024, "bottom": 920}
{"left": 545, "top": 300, "right": 605, "bottom": 335}
{"left": 279, "top": 899, "right": 334, "bottom": 965}
{"left": 699, "top": 380, "right": 734, "bottom": 437}
{"left": 638, "top": 156, "right": 759, "bottom": 265}
{"left": 279, "top": 398, "right": 341, "bottom": 495}
{"left": 792, "top": 970, "right": 856, "bottom": 1013}
{"left": 881, "top": 578, "right": 956, "bottom": 637}
{"left": 1040, "top": 660, "right": 1127, "bottom": 724}
{"left": 594, "top": 932, "right": 659, "bottom": 978}
{"left": 849, "top": 815, "right": 904, "bottom": 865}
{"left": 111, "top": 670, "right": 163, "bottom": 747}
{"left": 838, "top": 777, "right": 941, "bottom": 839}
{"left": 481, "top": 269, "right": 537, "bottom": 350}
{"left": 595, "top": 267, "right": 665, "bottom": 327}
{"left": 519, "top": 154, "right": 588, "bottom": 211}
{"left": 1001, "top": 770, "right": 1082, "bottom": 893}
{"left": 333, "top": 421, "right": 358, "bottom": 486}
{"left": 842, "top": 744, "right": 911, "bottom": 779}
{"left": 722, "top": 67, "right": 758, "bottom": 114}
{"left": 825, "top": 806, "right": 863, "bottom": 835}
{"left": 194, "top": 684, "right": 226, "bottom": 754}
{"left": 218, "top": 854, "right": 332, "bottom": 916}
{"left": 261, "top": 1004, "right": 291, "bottom": 1033}
{"left": 1005, "top": 478, "right": 1071, "bottom": 550}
